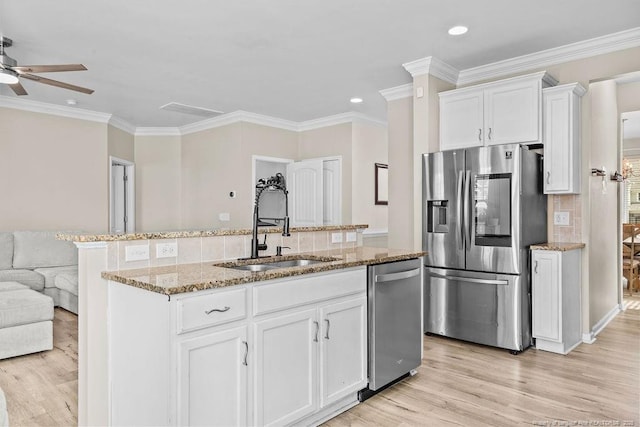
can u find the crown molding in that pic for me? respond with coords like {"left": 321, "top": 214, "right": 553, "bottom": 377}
{"left": 0, "top": 95, "right": 111, "bottom": 123}
{"left": 298, "top": 112, "right": 386, "bottom": 132}
{"left": 180, "top": 110, "right": 299, "bottom": 135}
{"left": 379, "top": 83, "right": 413, "bottom": 101}
{"left": 543, "top": 82, "right": 587, "bottom": 97}
{"left": 402, "top": 56, "right": 458, "bottom": 85}
{"left": 135, "top": 127, "right": 181, "bottom": 137}
{"left": 108, "top": 116, "right": 137, "bottom": 135}
{"left": 457, "top": 27, "right": 640, "bottom": 86}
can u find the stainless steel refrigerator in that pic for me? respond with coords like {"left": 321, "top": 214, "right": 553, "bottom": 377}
{"left": 422, "top": 143, "right": 546, "bottom": 353}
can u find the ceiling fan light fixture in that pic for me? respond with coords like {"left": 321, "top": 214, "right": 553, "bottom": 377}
{"left": 0, "top": 69, "right": 19, "bottom": 84}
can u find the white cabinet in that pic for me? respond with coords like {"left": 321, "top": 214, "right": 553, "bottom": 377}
{"left": 439, "top": 71, "right": 556, "bottom": 151}
{"left": 532, "top": 248, "right": 582, "bottom": 354}
{"left": 542, "top": 83, "right": 586, "bottom": 194}
{"left": 319, "top": 297, "right": 367, "bottom": 408}
{"left": 253, "top": 309, "right": 318, "bottom": 427}
{"left": 252, "top": 270, "right": 367, "bottom": 426}
{"left": 177, "top": 326, "right": 248, "bottom": 426}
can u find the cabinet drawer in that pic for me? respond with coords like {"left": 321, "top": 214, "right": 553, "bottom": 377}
{"left": 177, "top": 288, "right": 247, "bottom": 334}
{"left": 253, "top": 268, "right": 366, "bottom": 316}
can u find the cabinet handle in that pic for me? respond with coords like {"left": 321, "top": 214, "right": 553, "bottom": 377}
{"left": 242, "top": 341, "right": 248, "bottom": 366}
{"left": 488, "top": 127, "right": 492, "bottom": 140}
{"left": 313, "top": 321, "right": 319, "bottom": 342}
{"left": 205, "top": 306, "right": 230, "bottom": 315}
{"left": 478, "top": 128, "right": 482, "bottom": 141}
{"left": 534, "top": 260, "right": 538, "bottom": 274}
{"left": 546, "top": 171, "right": 551, "bottom": 184}
{"left": 324, "top": 319, "right": 330, "bottom": 340}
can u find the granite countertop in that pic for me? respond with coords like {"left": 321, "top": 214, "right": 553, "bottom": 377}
{"left": 58, "top": 224, "right": 368, "bottom": 242}
{"left": 530, "top": 242, "right": 586, "bottom": 251}
{"left": 101, "top": 246, "right": 426, "bottom": 295}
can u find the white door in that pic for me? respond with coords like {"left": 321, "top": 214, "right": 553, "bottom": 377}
{"left": 484, "top": 79, "right": 540, "bottom": 145}
{"left": 253, "top": 309, "right": 318, "bottom": 427}
{"left": 319, "top": 297, "right": 367, "bottom": 408}
{"left": 287, "top": 159, "right": 324, "bottom": 226}
{"left": 111, "top": 164, "right": 126, "bottom": 233}
{"left": 322, "top": 159, "right": 342, "bottom": 225}
{"left": 177, "top": 326, "right": 248, "bottom": 426}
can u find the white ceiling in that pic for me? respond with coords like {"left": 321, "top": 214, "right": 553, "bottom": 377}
{"left": 1, "top": 0, "right": 639, "bottom": 127}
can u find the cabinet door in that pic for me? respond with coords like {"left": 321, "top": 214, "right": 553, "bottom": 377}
{"left": 543, "top": 87, "right": 580, "bottom": 194}
{"left": 253, "top": 309, "right": 318, "bottom": 427}
{"left": 177, "top": 326, "right": 248, "bottom": 427}
{"left": 319, "top": 296, "right": 367, "bottom": 408}
{"left": 484, "top": 79, "right": 541, "bottom": 145}
{"left": 532, "top": 251, "right": 561, "bottom": 342}
{"left": 439, "top": 90, "right": 484, "bottom": 150}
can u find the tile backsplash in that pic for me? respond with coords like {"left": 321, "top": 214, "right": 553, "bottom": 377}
{"left": 550, "top": 194, "right": 582, "bottom": 243}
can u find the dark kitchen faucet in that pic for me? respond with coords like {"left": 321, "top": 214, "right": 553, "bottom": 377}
{"left": 250, "top": 173, "right": 290, "bottom": 259}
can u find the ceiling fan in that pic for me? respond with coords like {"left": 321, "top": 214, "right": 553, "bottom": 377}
{"left": 0, "top": 36, "right": 94, "bottom": 96}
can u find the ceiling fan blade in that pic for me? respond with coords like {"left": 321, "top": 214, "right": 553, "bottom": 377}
{"left": 9, "top": 81, "right": 28, "bottom": 96}
{"left": 12, "top": 64, "right": 87, "bottom": 73}
{"left": 20, "top": 73, "right": 94, "bottom": 94}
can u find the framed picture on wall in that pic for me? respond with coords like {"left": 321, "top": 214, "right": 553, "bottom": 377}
{"left": 375, "top": 163, "right": 388, "bottom": 205}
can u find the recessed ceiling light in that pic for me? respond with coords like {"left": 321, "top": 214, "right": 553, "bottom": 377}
{"left": 350, "top": 97, "right": 363, "bottom": 104}
{"left": 66, "top": 99, "right": 77, "bottom": 106}
{"left": 448, "top": 25, "right": 468, "bottom": 36}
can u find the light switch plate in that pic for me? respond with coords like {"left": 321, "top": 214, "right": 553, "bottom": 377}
{"left": 553, "top": 211, "right": 570, "bottom": 226}
{"left": 125, "top": 244, "right": 149, "bottom": 261}
{"left": 331, "top": 232, "right": 343, "bottom": 243}
{"left": 219, "top": 212, "right": 230, "bottom": 221}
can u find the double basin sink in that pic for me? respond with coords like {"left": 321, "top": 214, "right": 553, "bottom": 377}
{"left": 216, "top": 255, "right": 338, "bottom": 272}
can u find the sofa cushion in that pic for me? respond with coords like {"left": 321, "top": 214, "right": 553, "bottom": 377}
{"left": 0, "top": 281, "right": 29, "bottom": 292}
{"left": 34, "top": 266, "right": 79, "bottom": 288}
{"left": 0, "top": 233, "right": 13, "bottom": 270}
{"left": 0, "top": 289, "right": 54, "bottom": 329}
{"left": 55, "top": 271, "right": 78, "bottom": 296}
{"left": 12, "top": 231, "right": 78, "bottom": 269}
{"left": 0, "top": 270, "right": 45, "bottom": 292}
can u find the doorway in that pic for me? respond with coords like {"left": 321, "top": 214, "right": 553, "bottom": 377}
{"left": 109, "top": 157, "right": 135, "bottom": 233}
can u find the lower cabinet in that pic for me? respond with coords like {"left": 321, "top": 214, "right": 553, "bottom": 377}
{"left": 108, "top": 267, "right": 367, "bottom": 426}
{"left": 253, "top": 296, "right": 367, "bottom": 427}
{"left": 177, "top": 326, "right": 248, "bottom": 426}
{"left": 531, "top": 248, "right": 582, "bottom": 354}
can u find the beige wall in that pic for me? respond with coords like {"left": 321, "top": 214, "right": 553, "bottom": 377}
{"left": 351, "top": 121, "right": 388, "bottom": 229}
{"left": 387, "top": 96, "right": 414, "bottom": 249}
{"left": 299, "top": 123, "right": 353, "bottom": 224}
{"left": 107, "top": 125, "right": 134, "bottom": 162}
{"left": 617, "top": 81, "right": 640, "bottom": 114}
{"left": 0, "top": 108, "right": 108, "bottom": 232}
{"left": 134, "top": 135, "right": 182, "bottom": 232}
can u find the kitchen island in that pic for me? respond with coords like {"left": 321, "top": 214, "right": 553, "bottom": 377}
{"left": 60, "top": 226, "right": 424, "bottom": 426}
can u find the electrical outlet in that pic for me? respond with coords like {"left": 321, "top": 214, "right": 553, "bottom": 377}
{"left": 346, "top": 232, "right": 357, "bottom": 242}
{"left": 156, "top": 273, "right": 178, "bottom": 287}
{"left": 553, "top": 211, "right": 570, "bottom": 226}
{"left": 331, "top": 232, "right": 343, "bottom": 243}
{"left": 125, "top": 244, "right": 149, "bottom": 261}
{"left": 156, "top": 242, "right": 178, "bottom": 258}
{"left": 219, "top": 212, "right": 230, "bottom": 221}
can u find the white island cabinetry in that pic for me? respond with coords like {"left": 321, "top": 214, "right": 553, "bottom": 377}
{"left": 108, "top": 267, "right": 367, "bottom": 426}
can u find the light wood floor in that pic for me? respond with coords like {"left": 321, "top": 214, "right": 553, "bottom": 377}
{"left": 1, "top": 299, "right": 638, "bottom": 426}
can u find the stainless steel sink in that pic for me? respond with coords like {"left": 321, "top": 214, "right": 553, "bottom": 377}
{"left": 218, "top": 257, "right": 335, "bottom": 272}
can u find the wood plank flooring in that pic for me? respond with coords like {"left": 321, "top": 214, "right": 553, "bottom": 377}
{"left": 0, "top": 299, "right": 638, "bottom": 426}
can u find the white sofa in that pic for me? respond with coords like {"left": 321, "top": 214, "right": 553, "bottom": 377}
{"left": 0, "top": 231, "right": 78, "bottom": 314}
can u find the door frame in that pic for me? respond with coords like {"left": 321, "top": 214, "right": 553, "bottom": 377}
{"left": 109, "top": 156, "right": 136, "bottom": 233}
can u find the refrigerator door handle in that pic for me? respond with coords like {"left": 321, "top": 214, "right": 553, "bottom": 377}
{"left": 430, "top": 272, "right": 509, "bottom": 286}
{"left": 463, "top": 170, "right": 472, "bottom": 248}
{"left": 456, "top": 170, "right": 464, "bottom": 250}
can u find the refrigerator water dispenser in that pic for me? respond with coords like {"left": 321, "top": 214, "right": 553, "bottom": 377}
{"left": 427, "top": 200, "right": 448, "bottom": 233}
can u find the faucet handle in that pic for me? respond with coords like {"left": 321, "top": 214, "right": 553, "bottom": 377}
{"left": 257, "top": 234, "right": 268, "bottom": 251}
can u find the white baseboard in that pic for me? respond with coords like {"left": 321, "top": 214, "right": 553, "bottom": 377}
{"left": 582, "top": 304, "right": 621, "bottom": 344}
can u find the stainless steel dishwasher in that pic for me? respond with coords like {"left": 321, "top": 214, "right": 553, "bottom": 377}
{"left": 359, "top": 257, "right": 423, "bottom": 401}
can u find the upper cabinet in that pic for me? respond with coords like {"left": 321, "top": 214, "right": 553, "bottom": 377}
{"left": 439, "top": 71, "right": 557, "bottom": 151}
{"left": 542, "top": 83, "right": 586, "bottom": 194}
